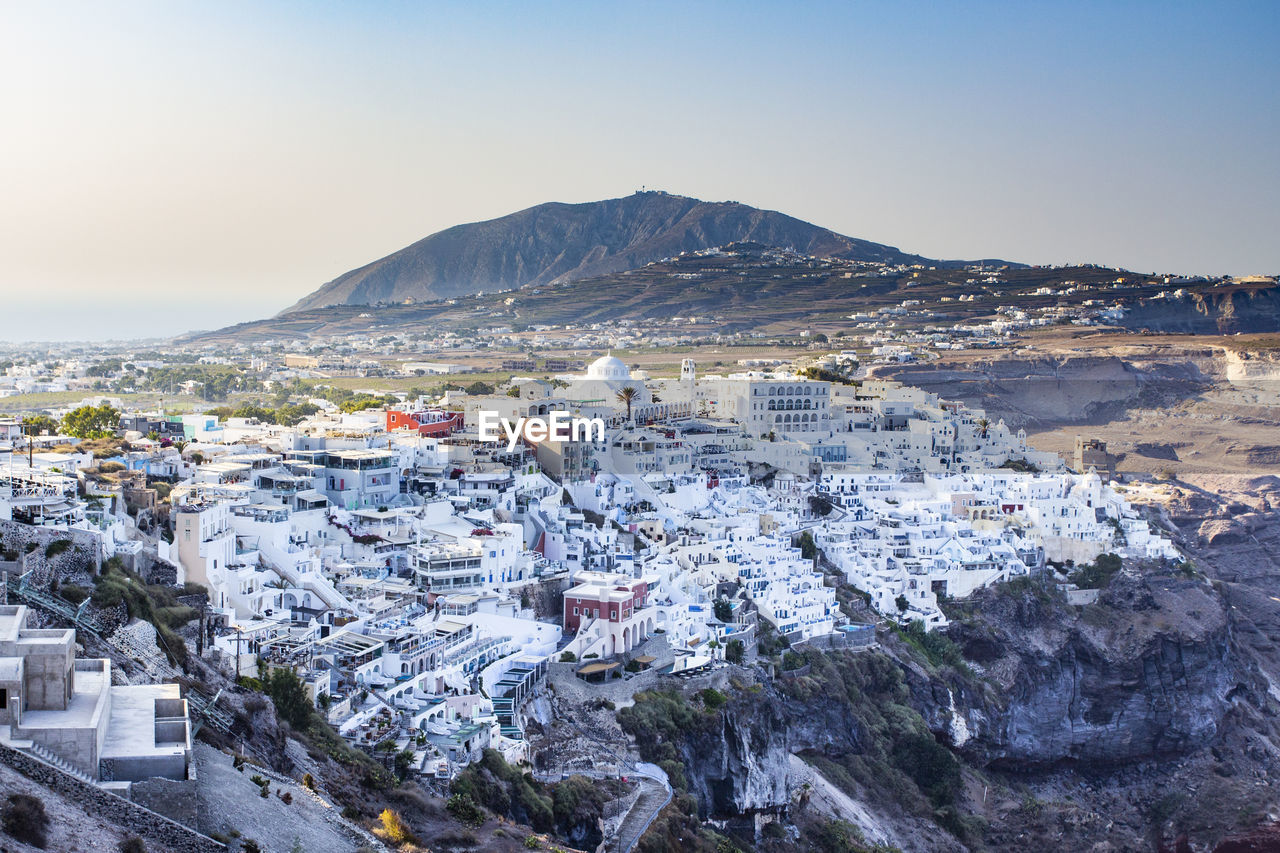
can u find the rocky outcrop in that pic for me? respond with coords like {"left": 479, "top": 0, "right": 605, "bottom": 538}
{"left": 680, "top": 687, "right": 793, "bottom": 817}
{"left": 1118, "top": 284, "right": 1280, "bottom": 334}
{"left": 927, "top": 571, "right": 1253, "bottom": 770}
{"left": 869, "top": 352, "right": 1214, "bottom": 428}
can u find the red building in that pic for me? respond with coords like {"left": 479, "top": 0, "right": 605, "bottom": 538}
{"left": 386, "top": 408, "right": 463, "bottom": 438}
{"left": 562, "top": 572, "right": 650, "bottom": 633}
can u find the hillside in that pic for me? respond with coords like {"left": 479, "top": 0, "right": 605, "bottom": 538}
{"left": 184, "top": 239, "right": 1278, "bottom": 345}
{"left": 282, "top": 191, "right": 964, "bottom": 314}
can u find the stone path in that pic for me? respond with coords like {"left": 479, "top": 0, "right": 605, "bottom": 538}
{"left": 612, "top": 775, "right": 671, "bottom": 853}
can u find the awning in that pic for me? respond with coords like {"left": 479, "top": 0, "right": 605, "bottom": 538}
{"left": 575, "top": 661, "right": 620, "bottom": 676}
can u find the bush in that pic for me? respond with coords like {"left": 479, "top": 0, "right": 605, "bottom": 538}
{"left": 3, "top": 794, "right": 49, "bottom": 848}
{"left": 558, "top": 651, "right": 577, "bottom": 663}
{"left": 262, "top": 667, "right": 313, "bottom": 729}
{"left": 119, "top": 837, "right": 146, "bottom": 853}
{"left": 241, "top": 841, "right": 261, "bottom": 853}
{"left": 44, "top": 539, "right": 72, "bottom": 559}
{"left": 59, "top": 583, "right": 90, "bottom": 606}
{"left": 699, "top": 688, "right": 727, "bottom": 710}
{"left": 445, "top": 794, "right": 485, "bottom": 827}
{"left": 379, "top": 807, "right": 418, "bottom": 842}
{"left": 713, "top": 598, "right": 733, "bottom": 623}
{"left": 1070, "top": 553, "right": 1123, "bottom": 590}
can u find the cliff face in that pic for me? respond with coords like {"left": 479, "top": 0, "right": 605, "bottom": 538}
{"left": 680, "top": 689, "right": 795, "bottom": 816}
{"left": 1120, "top": 285, "right": 1280, "bottom": 334}
{"left": 926, "top": 572, "right": 1249, "bottom": 770}
{"left": 868, "top": 351, "right": 1218, "bottom": 428}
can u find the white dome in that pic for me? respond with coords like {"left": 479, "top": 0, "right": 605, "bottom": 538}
{"left": 586, "top": 355, "right": 631, "bottom": 381}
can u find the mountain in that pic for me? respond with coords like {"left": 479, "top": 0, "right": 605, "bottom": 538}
{"left": 282, "top": 191, "right": 943, "bottom": 314}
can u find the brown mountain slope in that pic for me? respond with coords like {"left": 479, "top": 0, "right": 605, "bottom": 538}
{"left": 282, "top": 191, "right": 938, "bottom": 314}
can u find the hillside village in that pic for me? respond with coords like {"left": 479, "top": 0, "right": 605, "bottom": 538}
{"left": 0, "top": 343, "right": 1180, "bottom": 837}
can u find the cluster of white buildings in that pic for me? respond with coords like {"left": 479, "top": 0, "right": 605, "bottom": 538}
{"left": 0, "top": 354, "right": 1179, "bottom": 782}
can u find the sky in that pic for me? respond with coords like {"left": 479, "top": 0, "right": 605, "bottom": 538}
{"left": 1, "top": 1, "right": 1278, "bottom": 342}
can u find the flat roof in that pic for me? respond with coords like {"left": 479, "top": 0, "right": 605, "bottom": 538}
{"left": 576, "top": 661, "right": 620, "bottom": 675}
{"left": 102, "top": 683, "right": 187, "bottom": 758}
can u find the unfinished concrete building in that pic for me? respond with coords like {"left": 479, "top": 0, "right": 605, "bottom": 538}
{"left": 0, "top": 605, "right": 191, "bottom": 786}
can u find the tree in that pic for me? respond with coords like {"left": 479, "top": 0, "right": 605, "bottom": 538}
{"left": 976, "top": 418, "right": 990, "bottom": 439}
{"left": 713, "top": 598, "right": 734, "bottom": 623}
{"left": 795, "top": 530, "right": 817, "bottom": 560}
{"left": 394, "top": 748, "right": 416, "bottom": 778}
{"left": 21, "top": 415, "right": 58, "bottom": 437}
{"left": 725, "top": 638, "right": 745, "bottom": 665}
{"left": 811, "top": 333, "right": 829, "bottom": 343}
{"left": 263, "top": 667, "right": 313, "bottom": 729}
{"left": 615, "top": 385, "right": 639, "bottom": 422}
{"left": 895, "top": 594, "right": 909, "bottom": 613}
{"left": 61, "top": 403, "right": 120, "bottom": 439}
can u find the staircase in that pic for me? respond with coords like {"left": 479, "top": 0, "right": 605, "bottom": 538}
{"left": 24, "top": 741, "right": 98, "bottom": 786}
{"left": 612, "top": 777, "right": 671, "bottom": 853}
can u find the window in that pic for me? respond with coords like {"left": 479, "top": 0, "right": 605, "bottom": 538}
{"left": 0, "top": 688, "right": 6, "bottom": 708}
{"left": 573, "top": 607, "right": 579, "bottom": 616}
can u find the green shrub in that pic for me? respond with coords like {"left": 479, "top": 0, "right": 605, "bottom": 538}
{"left": 1070, "top": 553, "right": 1123, "bottom": 590}
{"left": 698, "top": 688, "right": 727, "bottom": 710}
{"left": 119, "top": 836, "right": 146, "bottom": 853}
{"left": 725, "top": 639, "right": 745, "bottom": 664}
{"left": 446, "top": 793, "right": 485, "bottom": 827}
{"left": 558, "top": 651, "right": 577, "bottom": 663}
{"left": 59, "top": 583, "right": 90, "bottom": 606}
{"left": 44, "top": 539, "right": 73, "bottom": 559}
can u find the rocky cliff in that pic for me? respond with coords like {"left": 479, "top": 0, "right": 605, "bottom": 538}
{"left": 868, "top": 348, "right": 1229, "bottom": 429}
{"left": 1119, "top": 284, "right": 1280, "bottom": 334}
{"left": 926, "top": 571, "right": 1250, "bottom": 769}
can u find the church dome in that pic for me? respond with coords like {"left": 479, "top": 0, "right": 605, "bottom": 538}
{"left": 586, "top": 355, "right": 631, "bottom": 381}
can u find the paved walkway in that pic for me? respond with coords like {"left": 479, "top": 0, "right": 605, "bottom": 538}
{"left": 612, "top": 772, "right": 671, "bottom": 853}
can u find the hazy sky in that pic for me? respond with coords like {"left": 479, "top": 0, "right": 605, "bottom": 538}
{"left": 2, "top": 1, "right": 1278, "bottom": 342}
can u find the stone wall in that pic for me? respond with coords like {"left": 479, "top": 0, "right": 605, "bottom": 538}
{"left": 130, "top": 773, "right": 200, "bottom": 829}
{"left": 0, "top": 519, "right": 102, "bottom": 580}
{"left": 0, "top": 741, "right": 224, "bottom": 853}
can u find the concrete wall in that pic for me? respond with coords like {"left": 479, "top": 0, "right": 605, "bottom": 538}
{"left": 1040, "top": 534, "right": 1108, "bottom": 565}
{"left": 130, "top": 773, "right": 200, "bottom": 829}
{"left": 103, "top": 751, "right": 188, "bottom": 784}
{"left": 0, "top": 740, "right": 224, "bottom": 853}
{"left": 16, "top": 634, "right": 75, "bottom": 710}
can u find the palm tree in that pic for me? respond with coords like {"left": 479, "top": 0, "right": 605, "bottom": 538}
{"left": 977, "top": 418, "right": 990, "bottom": 439}
{"left": 615, "top": 385, "right": 639, "bottom": 422}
